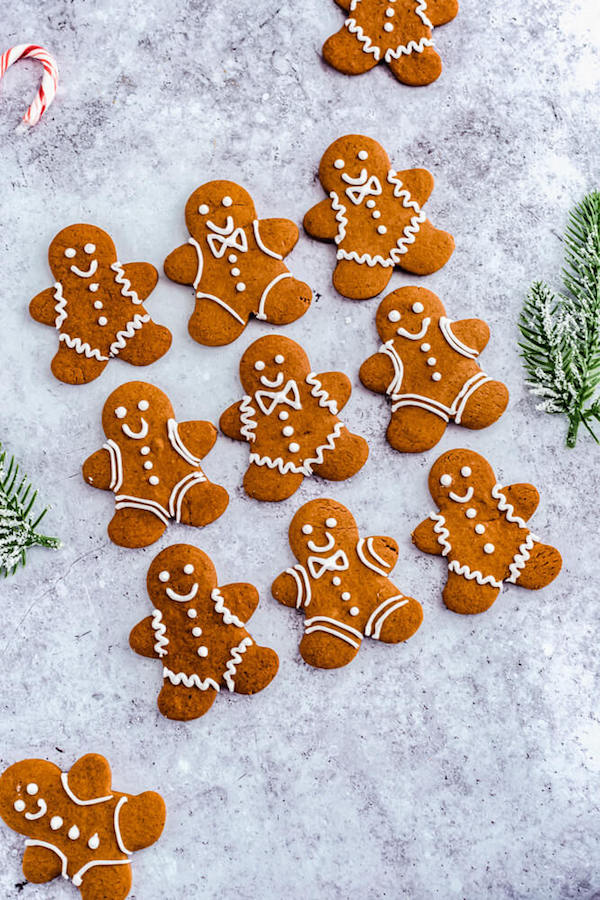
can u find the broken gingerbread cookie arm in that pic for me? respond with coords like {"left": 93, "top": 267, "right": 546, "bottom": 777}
{"left": 303, "top": 198, "right": 340, "bottom": 241}
{"left": 29, "top": 286, "right": 58, "bottom": 326}
{"left": 163, "top": 242, "right": 198, "bottom": 285}
{"left": 255, "top": 218, "right": 299, "bottom": 258}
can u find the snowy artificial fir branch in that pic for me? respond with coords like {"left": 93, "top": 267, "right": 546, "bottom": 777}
{"left": 0, "top": 444, "right": 61, "bottom": 576}
{"left": 519, "top": 192, "right": 600, "bottom": 447}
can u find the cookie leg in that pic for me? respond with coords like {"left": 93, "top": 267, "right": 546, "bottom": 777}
{"left": 107, "top": 508, "right": 167, "bottom": 548}
{"left": 22, "top": 844, "right": 63, "bottom": 883}
{"left": 387, "top": 46, "right": 443, "bottom": 86}
{"left": 259, "top": 276, "right": 312, "bottom": 325}
{"left": 51, "top": 343, "right": 108, "bottom": 384}
{"left": 188, "top": 298, "right": 247, "bottom": 346}
{"left": 116, "top": 320, "right": 172, "bottom": 366}
{"left": 442, "top": 572, "right": 500, "bottom": 615}
{"left": 177, "top": 481, "right": 229, "bottom": 527}
{"left": 299, "top": 630, "right": 361, "bottom": 669}
{"left": 310, "top": 430, "right": 368, "bottom": 481}
{"left": 458, "top": 380, "right": 510, "bottom": 429}
{"left": 515, "top": 543, "right": 562, "bottom": 590}
{"left": 230, "top": 644, "right": 279, "bottom": 694}
{"left": 78, "top": 863, "right": 132, "bottom": 900}
{"left": 333, "top": 258, "right": 393, "bottom": 300}
{"left": 243, "top": 462, "right": 304, "bottom": 502}
{"left": 371, "top": 596, "right": 423, "bottom": 643}
{"left": 157, "top": 681, "right": 218, "bottom": 720}
{"left": 386, "top": 407, "right": 447, "bottom": 453}
{"left": 322, "top": 26, "right": 381, "bottom": 76}
{"left": 398, "top": 220, "right": 455, "bottom": 276}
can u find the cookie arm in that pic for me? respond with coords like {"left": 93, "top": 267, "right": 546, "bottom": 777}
{"left": 393, "top": 169, "right": 435, "bottom": 206}
{"left": 164, "top": 242, "right": 198, "bottom": 285}
{"left": 499, "top": 483, "right": 540, "bottom": 521}
{"left": 218, "top": 583, "right": 260, "bottom": 621}
{"left": 426, "top": 0, "right": 459, "bottom": 26}
{"left": 119, "top": 263, "right": 159, "bottom": 300}
{"left": 177, "top": 421, "right": 217, "bottom": 459}
{"left": 118, "top": 790, "right": 166, "bottom": 851}
{"left": 451, "top": 318, "right": 490, "bottom": 355}
{"left": 255, "top": 218, "right": 299, "bottom": 258}
{"left": 367, "top": 536, "right": 399, "bottom": 570}
{"left": 67, "top": 754, "right": 112, "bottom": 801}
{"left": 129, "top": 615, "right": 162, "bottom": 658}
{"left": 412, "top": 518, "right": 445, "bottom": 555}
{"left": 272, "top": 570, "right": 301, "bottom": 608}
{"left": 29, "top": 287, "right": 58, "bottom": 326}
{"left": 359, "top": 352, "right": 396, "bottom": 395}
{"left": 82, "top": 448, "right": 113, "bottom": 491}
{"left": 22, "top": 844, "right": 64, "bottom": 883}
{"left": 303, "top": 199, "right": 339, "bottom": 241}
{"left": 219, "top": 401, "right": 246, "bottom": 441}
{"left": 313, "top": 372, "right": 352, "bottom": 411}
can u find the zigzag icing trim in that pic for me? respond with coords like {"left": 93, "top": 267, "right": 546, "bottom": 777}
{"left": 239, "top": 395, "right": 258, "bottom": 443}
{"left": 151, "top": 608, "right": 169, "bottom": 657}
{"left": 110, "top": 261, "right": 143, "bottom": 304}
{"left": 305, "top": 372, "right": 339, "bottom": 414}
{"left": 345, "top": 16, "right": 381, "bottom": 61}
{"left": 109, "top": 313, "right": 150, "bottom": 356}
{"left": 210, "top": 588, "right": 245, "bottom": 628}
{"left": 331, "top": 190, "right": 348, "bottom": 246}
{"left": 223, "top": 636, "right": 253, "bottom": 691}
{"left": 345, "top": 0, "right": 434, "bottom": 64}
{"left": 163, "top": 666, "right": 220, "bottom": 692}
{"left": 58, "top": 332, "right": 108, "bottom": 361}
{"left": 250, "top": 421, "right": 344, "bottom": 476}
{"left": 384, "top": 37, "right": 434, "bottom": 62}
{"left": 53, "top": 282, "right": 67, "bottom": 328}
{"left": 492, "top": 484, "right": 539, "bottom": 583}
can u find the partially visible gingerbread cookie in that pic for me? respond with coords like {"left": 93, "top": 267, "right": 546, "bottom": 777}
{"left": 323, "top": 0, "right": 459, "bottom": 86}
{"left": 359, "top": 287, "right": 509, "bottom": 452}
{"left": 82, "top": 381, "right": 229, "bottom": 548}
{"left": 304, "top": 135, "right": 455, "bottom": 299}
{"left": 272, "top": 498, "right": 422, "bottom": 668}
{"left": 0, "top": 753, "right": 165, "bottom": 899}
{"left": 130, "top": 544, "right": 279, "bottom": 720}
{"left": 220, "top": 335, "right": 369, "bottom": 501}
{"left": 412, "top": 449, "right": 562, "bottom": 614}
{"left": 30, "top": 225, "right": 172, "bottom": 384}
{"left": 164, "top": 180, "right": 312, "bottom": 345}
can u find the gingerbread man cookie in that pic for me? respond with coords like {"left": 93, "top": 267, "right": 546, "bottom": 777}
{"left": 304, "top": 135, "right": 455, "bottom": 299}
{"left": 30, "top": 225, "right": 172, "bottom": 384}
{"left": 0, "top": 753, "right": 165, "bottom": 899}
{"left": 359, "top": 287, "right": 509, "bottom": 452}
{"left": 82, "top": 381, "right": 229, "bottom": 548}
{"left": 164, "top": 180, "right": 312, "bottom": 345}
{"left": 272, "top": 499, "right": 422, "bottom": 668}
{"left": 323, "top": 0, "right": 458, "bottom": 86}
{"left": 130, "top": 544, "right": 279, "bottom": 720}
{"left": 220, "top": 335, "right": 369, "bottom": 501}
{"left": 412, "top": 449, "right": 562, "bottom": 614}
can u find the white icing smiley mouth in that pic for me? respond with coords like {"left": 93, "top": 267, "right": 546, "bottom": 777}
{"left": 307, "top": 532, "right": 336, "bottom": 553}
{"left": 449, "top": 486, "right": 474, "bottom": 503}
{"left": 70, "top": 260, "right": 98, "bottom": 278}
{"left": 260, "top": 372, "right": 285, "bottom": 389}
{"left": 396, "top": 318, "right": 431, "bottom": 340}
{"left": 341, "top": 167, "right": 368, "bottom": 186}
{"left": 122, "top": 419, "right": 149, "bottom": 439}
{"left": 24, "top": 798, "right": 47, "bottom": 820}
{"left": 166, "top": 583, "right": 199, "bottom": 602}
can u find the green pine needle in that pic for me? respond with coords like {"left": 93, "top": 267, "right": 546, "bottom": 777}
{"left": 0, "top": 443, "right": 61, "bottom": 577}
{"left": 519, "top": 192, "right": 600, "bottom": 447}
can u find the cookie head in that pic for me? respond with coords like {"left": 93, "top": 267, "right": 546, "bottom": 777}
{"left": 48, "top": 224, "right": 116, "bottom": 287}
{"left": 429, "top": 450, "right": 496, "bottom": 509}
{"left": 0, "top": 759, "right": 59, "bottom": 837}
{"left": 239, "top": 335, "right": 309, "bottom": 394}
{"left": 185, "top": 180, "right": 256, "bottom": 238}
{"left": 318, "top": 135, "right": 391, "bottom": 195}
{"left": 147, "top": 544, "right": 217, "bottom": 609}
{"left": 289, "top": 499, "right": 358, "bottom": 566}
{"left": 102, "top": 382, "right": 174, "bottom": 444}
{"left": 376, "top": 288, "right": 445, "bottom": 342}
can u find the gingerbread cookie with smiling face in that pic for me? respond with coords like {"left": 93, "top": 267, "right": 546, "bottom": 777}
{"left": 323, "top": 0, "right": 459, "bottom": 86}
{"left": 30, "top": 225, "right": 172, "bottom": 385}
{"left": 220, "top": 335, "right": 369, "bottom": 502}
{"left": 0, "top": 753, "right": 165, "bottom": 899}
{"left": 272, "top": 499, "right": 422, "bottom": 668}
{"left": 412, "top": 449, "right": 562, "bottom": 615}
{"left": 82, "top": 381, "right": 229, "bottom": 548}
{"left": 359, "top": 287, "right": 509, "bottom": 452}
{"left": 129, "top": 544, "right": 279, "bottom": 720}
{"left": 304, "top": 135, "right": 454, "bottom": 300}
{"left": 164, "top": 180, "right": 312, "bottom": 346}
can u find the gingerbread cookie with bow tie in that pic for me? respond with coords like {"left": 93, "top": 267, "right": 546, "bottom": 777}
{"left": 30, "top": 225, "right": 172, "bottom": 384}
{"left": 412, "top": 449, "right": 562, "bottom": 614}
{"left": 323, "top": 0, "right": 458, "bottom": 86}
{"left": 272, "top": 499, "right": 422, "bottom": 668}
{"left": 0, "top": 753, "right": 165, "bottom": 899}
{"left": 304, "top": 135, "right": 454, "bottom": 299}
{"left": 359, "top": 287, "right": 509, "bottom": 452}
{"left": 220, "top": 335, "right": 369, "bottom": 501}
{"left": 164, "top": 180, "right": 312, "bottom": 345}
{"left": 82, "top": 381, "right": 229, "bottom": 548}
{"left": 130, "top": 544, "right": 279, "bottom": 720}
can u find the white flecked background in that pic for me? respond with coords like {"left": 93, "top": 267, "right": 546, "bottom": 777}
{"left": 1, "top": 1, "right": 599, "bottom": 898}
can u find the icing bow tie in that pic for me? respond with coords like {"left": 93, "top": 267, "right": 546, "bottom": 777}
{"left": 307, "top": 549, "right": 349, "bottom": 579}
{"left": 255, "top": 380, "right": 301, "bottom": 416}
{"left": 345, "top": 175, "right": 382, "bottom": 206}
{"left": 206, "top": 217, "right": 248, "bottom": 258}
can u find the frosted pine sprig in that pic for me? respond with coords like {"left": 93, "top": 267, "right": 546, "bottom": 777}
{"left": 519, "top": 192, "right": 600, "bottom": 447}
{"left": 0, "top": 444, "right": 61, "bottom": 576}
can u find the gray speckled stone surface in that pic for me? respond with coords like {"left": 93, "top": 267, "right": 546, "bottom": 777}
{"left": 1, "top": 1, "right": 600, "bottom": 897}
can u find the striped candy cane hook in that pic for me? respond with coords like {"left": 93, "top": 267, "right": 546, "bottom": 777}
{"left": 0, "top": 44, "right": 59, "bottom": 131}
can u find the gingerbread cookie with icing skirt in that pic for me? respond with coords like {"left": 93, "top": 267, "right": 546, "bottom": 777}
{"left": 272, "top": 498, "right": 422, "bottom": 668}
{"left": 359, "top": 287, "right": 509, "bottom": 452}
{"left": 323, "top": 0, "right": 458, "bottom": 86}
{"left": 220, "top": 335, "right": 369, "bottom": 501}
{"left": 0, "top": 753, "right": 165, "bottom": 899}
{"left": 82, "top": 381, "right": 229, "bottom": 548}
{"left": 30, "top": 225, "right": 172, "bottom": 384}
{"left": 130, "top": 544, "right": 279, "bottom": 720}
{"left": 304, "top": 135, "right": 454, "bottom": 299}
{"left": 412, "top": 449, "right": 562, "bottom": 614}
{"left": 164, "top": 180, "right": 312, "bottom": 345}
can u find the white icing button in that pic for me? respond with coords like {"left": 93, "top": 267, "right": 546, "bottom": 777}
{"left": 149, "top": 475, "right": 160, "bottom": 485}
{"left": 349, "top": 606, "right": 360, "bottom": 616}
{"left": 440, "top": 474, "right": 452, "bottom": 487}
{"left": 461, "top": 466, "right": 472, "bottom": 477}
{"left": 115, "top": 406, "right": 127, "bottom": 419}
{"left": 64, "top": 247, "right": 76, "bottom": 258}
{"left": 228, "top": 254, "right": 237, "bottom": 263}
{"left": 222, "top": 196, "right": 233, "bottom": 207}
{"left": 427, "top": 357, "right": 437, "bottom": 366}
{"left": 143, "top": 461, "right": 153, "bottom": 470}
{"left": 159, "top": 571, "right": 170, "bottom": 582}
{"left": 282, "top": 426, "right": 294, "bottom": 437}
{"left": 14, "top": 800, "right": 26, "bottom": 812}
{"left": 254, "top": 360, "right": 265, "bottom": 371}
{"left": 332, "top": 576, "right": 341, "bottom": 586}
{"left": 26, "top": 783, "right": 38, "bottom": 795}
{"left": 198, "top": 204, "right": 209, "bottom": 214}
{"left": 93, "top": 300, "right": 103, "bottom": 309}
{"left": 138, "top": 400, "right": 149, "bottom": 411}
{"left": 88, "top": 833, "right": 100, "bottom": 850}
{"left": 334, "top": 159, "right": 345, "bottom": 169}
{"left": 141, "top": 446, "right": 150, "bottom": 455}
{"left": 366, "top": 199, "right": 376, "bottom": 209}
{"left": 484, "top": 543, "right": 495, "bottom": 554}
{"left": 236, "top": 282, "right": 246, "bottom": 292}
{"left": 84, "top": 243, "right": 96, "bottom": 254}
{"left": 68, "top": 825, "right": 80, "bottom": 840}
{"left": 412, "top": 302, "right": 425, "bottom": 313}
{"left": 192, "top": 626, "right": 202, "bottom": 637}
{"left": 325, "top": 517, "right": 337, "bottom": 528}
{"left": 288, "top": 442, "right": 300, "bottom": 453}
{"left": 372, "top": 210, "right": 381, "bottom": 219}
{"left": 341, "top": 591, "right": 351, "bottom": 601}
{"left": 432, "top": 372, "right": 442, "bottom": 381}
{"left": 50, "top": 816, "right": 63, "bottom": 830}
{"left": 278, "top": 410, "right": 289, "bottom": 420}
{"left": 275, "top": 354, "right": 285, "bottom": 364}
{"left": 388, "top": 310, "right": 401, "bottom": 322}
{"left": 302, "top": 525, "right": 313, "bottom": 535}
{"left": 475, "top": 524, "right": 485, "bottom": 535}
{"left": 384, "top": 22, "right": 394, "bottom": 32}
{"left": 377, "top": 225, "right": 387, "bottom": 234}
{"left": 187, "top": 608, "right": 197, "bottom": 618}
{"left": 465, "top": 508, "right": 477, "bottom": 519}
{"left": 183, "top": 564, "right": 195, "bottom": 575}
{"left": 231, "top": 267, "right": 241, "bottom": 277}
{"left": 358, "top": 150, "right": 368, "bottom": 160}
{"left": 97, "top": 316, "right": 108, "bottom": 326}
{"left": 420, "top": 343, "right": 431, "bottom": 352}
{"left": 89, "top": 283, "right": 99, "bottom": 292}
{"left": 197, "top": 646, "right": 209, "bottom": 657}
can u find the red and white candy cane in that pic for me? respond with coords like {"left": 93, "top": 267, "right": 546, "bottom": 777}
{"left": 0, "top": 44, "right": 58, "bottom": 130}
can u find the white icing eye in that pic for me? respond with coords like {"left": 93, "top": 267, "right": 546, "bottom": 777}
{"left": 222, "top": 196, "right": 233, "bottom": 207}
{"left": 440, "top": 474, "right": 452, "bottom": 487}
{"left": 254, "top": 361, "right": 265, "bottom": 371}
{"left": 192, "top": 626, "right": 202, "bottom": 637}
{"left": 187, "top": 608, "right": 197, "bottom": 618}
{"left": 377, "top": 225, "right": 387, "bottom": 235}
{"left": 50, "top": 816, "right": 63, "bottom": 830}
{"left": 341, "top": 591, "right": 351, "bottom": 601}
{"left": 412, "top": 302, "right": 424, "bottom": 313}
{"left": 138, "top": 400, "right": 149, "bottom": 411}
{"left": 64, "top": 247, "right": 76, "bottom": 258}
{"left": 302, "top": 524, "right": 313, "bottom": 535}
{"left": 68, "top": 825, "right": 80, "bottom": 840}
{"left": 198, "top": 204, "right": 209, "bottom": 215}
{"left": 159, "top": 571, "right": 170, "bottom": 583}
{"left": 26, "top": 783, "right": 38, "bottom": 795}
{"left": 461, "top": 466, "right": 472, "bottom": 477}
{"left": 325, "top": 517, "right": 337, "bottom": 528}
{"left": 484, "top": 543, "right": 495, "bottom": 554}
{"left": 115, "top": 407, "right": 127, "bottom": 419}
{"left": 88, "top": 833, "right": 100, "bottom": 850}
{"left": 183, "top": 564, "right": 194, "bottom": 575}
{"left": 84, "top": 243, "right": 96, "bottom": 254}
{"left": 358, "top": 150, "right": 368, "bottom": 160}
{"left": 334, "top": 159, "right": 345, "bottom": 169}
{"left": 197, "top": 645, "right": 209, "bottom": 657}
{"left": 387, "top": 310, "right": 401, "bottom": 323}
{"left": 14, "top": 800, "right": 26, "bottom": 812}
{"left": 274, "top": 354, "right": 285, "bottom": 364}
